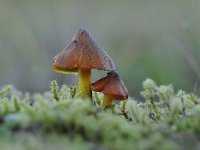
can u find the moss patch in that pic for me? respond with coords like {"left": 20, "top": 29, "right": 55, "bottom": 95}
{"left": 0, "top": 79, "right": 200, "bottom": 150}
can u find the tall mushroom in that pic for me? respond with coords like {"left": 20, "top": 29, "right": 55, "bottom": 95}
{"left": 91, "top": 71, "right": 129, "bottom": 108}
{"left": 53, "top": 29, "right": 115, "bottom": 100}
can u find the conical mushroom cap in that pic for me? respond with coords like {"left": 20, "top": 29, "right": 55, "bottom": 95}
{"left": 53, "top": 29, "right": 116, "bottom": 74}
{"left": 91, "top": 71, "right": 129, "bottom": 100}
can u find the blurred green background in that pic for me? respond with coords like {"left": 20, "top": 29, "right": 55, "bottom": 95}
{"left": 0, "top": 0, "right": 200, "bottom": 98}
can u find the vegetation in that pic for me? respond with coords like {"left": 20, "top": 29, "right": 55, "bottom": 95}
{"left": 1, "top": 1, "right": 200, "bottom": 97}
{"left": 0, "top": 79, "right": 200, "bottom": 150}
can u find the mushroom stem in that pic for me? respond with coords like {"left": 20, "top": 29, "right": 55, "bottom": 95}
{"left": 102, "top": 95, "right": 112, "bottom": 108}
{"left": 78, "top": 69, "right": 92, "bottom": 100}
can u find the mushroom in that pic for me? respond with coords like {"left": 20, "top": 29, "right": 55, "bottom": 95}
{"left": 53, "top": 29, "right": 115, "bottom": 99}
{"left": 91, "top": 71, "right": 129, "bottom": 107}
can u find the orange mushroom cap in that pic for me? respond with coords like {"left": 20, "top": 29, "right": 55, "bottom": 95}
{"left": 53, "top": 29, "right": 116, "bottom": 73}
{"left": 91, "top": 71, "right": 129, "bottom": 100}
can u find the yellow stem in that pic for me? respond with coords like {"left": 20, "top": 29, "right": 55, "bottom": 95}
{"left": 102, "top": 95, "right": 112, "bottom": 108}
{"left": 78, "top": 69, "right": 91, "bottom": 100}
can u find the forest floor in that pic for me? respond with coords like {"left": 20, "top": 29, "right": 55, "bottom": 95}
{"left": 0, "top": 79, "right": 200, "bottom": 150}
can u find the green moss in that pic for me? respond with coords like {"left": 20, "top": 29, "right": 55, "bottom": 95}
{"left": 0, "top": 79, "right": 200, "bottom": 150}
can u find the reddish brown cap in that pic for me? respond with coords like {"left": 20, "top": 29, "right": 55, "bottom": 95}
{"left": 53, "top": 29, "right": 116, "bottom": 73}
{"left": 92, "top": 71, "right": 129, "bottom": 100}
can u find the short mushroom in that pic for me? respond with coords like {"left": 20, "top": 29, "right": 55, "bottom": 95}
{"left": 53, "top": 29, "right": 115, "bottom": 100}
{"left": 91, "top": 71, "right": 129, "bottom": 107}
